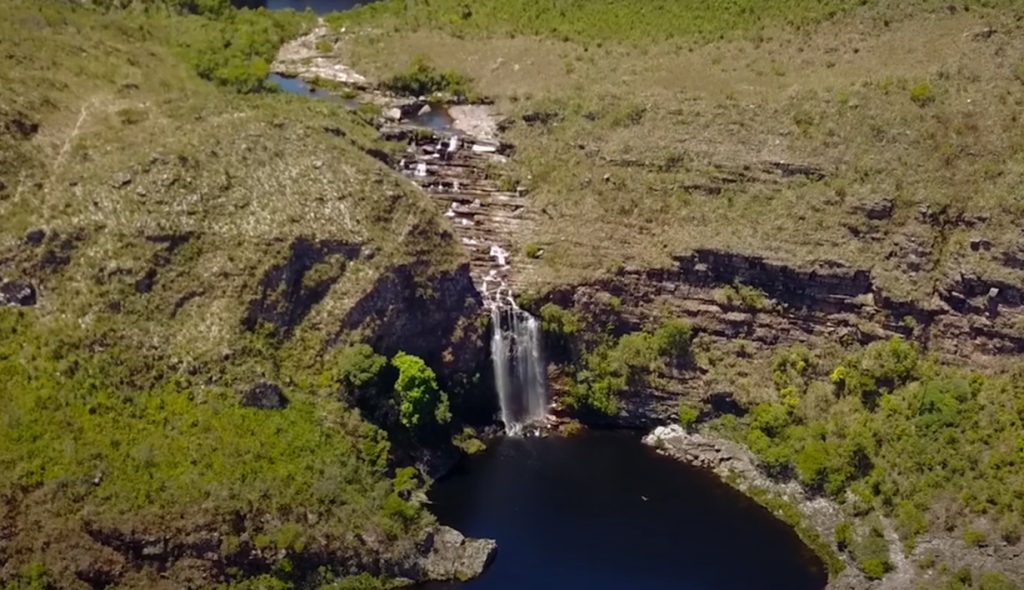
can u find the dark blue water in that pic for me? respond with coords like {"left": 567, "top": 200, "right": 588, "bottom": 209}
{"left": 243, "top": 0, "right": 374, "bottom": 13}
{"left": 423, "top": 432, "right": 827, "bottom": 590}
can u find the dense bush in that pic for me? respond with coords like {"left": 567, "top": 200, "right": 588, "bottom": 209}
{"left": 173, "top": 6, "right": 313, "bottom": 93}
{"left": 391, "top": 352, "right": 452, "bottom": 431}
{"left": 677, "top": 402, "right": 700, "bottom": 429}
{"left": 381, "top": 56, "right": 475, "bottom": 99}
{"left": 712, "top": 337, "right": 1024, "bottom": 554}
{"left": 850, "top": 524, "right": 892, "bottom": 579}
{"left": 562, "top": 317, "right": 693, "bottom": 416}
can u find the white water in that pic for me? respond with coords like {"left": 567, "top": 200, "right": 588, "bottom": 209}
{"left": 483, "top": 247, "right": 548, "bottom": 434}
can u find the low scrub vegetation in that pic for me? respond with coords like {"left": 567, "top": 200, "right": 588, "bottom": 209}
{"left": 538, "top": 304, "right": 693, "bottom": 416}
{"left": 710, "top": 337, "right": 1024, "bottom": 577}
{"left": 381, "top": 56, "right": 475, "bottom": 100}
{"left": 0, "top": 309, "right": 430, "bottom": 585}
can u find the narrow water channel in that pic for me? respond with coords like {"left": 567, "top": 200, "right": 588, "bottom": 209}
{"left": 422, "top": 432, "right": 827, "bottom": 590}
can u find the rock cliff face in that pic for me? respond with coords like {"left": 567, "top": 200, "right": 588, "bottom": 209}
{"left": 536, "top": 246, "right": 1024, "bottom": 426}
{"left": 73, "top": 520, "right": 494, "bottom": 589}
{"left": 556, "top": 248, "right": 1023, "bottom": 360}
{"left": 335, "top": 260, "right": 496, "bottom": 423}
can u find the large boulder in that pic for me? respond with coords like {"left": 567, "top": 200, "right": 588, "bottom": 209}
{"left": 417, "top": 526, "right": 496, "bottom": 582}
{"left": 0, "top": 280, "right": 37, "bottom": 307}
{"left": 240, "top": 382, "right": 288, "bottom": 410}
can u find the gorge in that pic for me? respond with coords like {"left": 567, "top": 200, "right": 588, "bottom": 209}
{"left": 3, "top": 1, "right": 1024, "bottom": 590}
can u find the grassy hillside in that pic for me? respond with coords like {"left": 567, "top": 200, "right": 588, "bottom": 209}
{"left": 334, "top": 0, "right": 1024, "bottom": 302}
{"left": 334, "top": 0, "right": 1018, "bottom": 44}
{"left": 0, "top": 1, "right": 473, "bottom": 588}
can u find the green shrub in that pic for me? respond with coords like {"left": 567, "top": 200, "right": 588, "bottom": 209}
{"left": 853, "top": 526, "right": 892, "bottom": 580}
{"left": 963, "top": 527, "right": 988, "bottom": 547}
{"left": 382, "top": 56, "right": 474, "bottom": 99}
{"left": 391, "top": 352, "right": 451, "bottom": 430}
{"left": 894, "top": 501, "right": 928, "bottom": 541}
{"left": 452, "top": 427, "right": 487, "bottom": 455}
{"left": 652, "top": 318, "right": 693, "bottom": 361}
{"left": 714, "top": 281, "right": 770, "bottom": 311}
{"left": 677, "top": 402, "right": 700, "bottom": 429}
{"left": 539, "top": 303, "right": 581, "bottom": 340}
{"left": 523, "top": 242, "right": 544, "bottom": 259}
{"left": 909, "top": 82, "right": 936, "bottom": 106}
{"left": 331, "top": 344, "right": 386, "bottom": 393}
{"left": 771, "top": 345, "right": 814, "bottom": 392}
{"left": 830, "top": 336, "right": 918, "bottom": 407}
{"left": 978, "top": 571, "right": 1019, "bottom": 590}
{"left": 174, "top": 8, "right": 314, "bottom": 93}
{"left": 835, "top": 520, "right": 853, "bottom": 550}
{"left": 2, "top": 563, "right": 54, "bottom": 590}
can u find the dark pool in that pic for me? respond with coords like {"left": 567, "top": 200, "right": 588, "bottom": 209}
{"left": 238, "top": 0, "right": 374, "bottom": 13}
{"left": 422, "top": 432, "right": 827, "bottom": 590}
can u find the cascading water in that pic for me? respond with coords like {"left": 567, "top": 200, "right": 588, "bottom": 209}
{"left": 484, "top": 246, "right": 548, "bottom": 434}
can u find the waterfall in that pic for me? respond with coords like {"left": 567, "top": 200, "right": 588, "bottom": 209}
{"left": 484, "top": 246, "right": 548, "bottom": 434}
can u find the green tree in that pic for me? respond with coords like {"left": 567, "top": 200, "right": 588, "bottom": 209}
{"left": 391, "top": 352, "right": 451, "bottom": 430}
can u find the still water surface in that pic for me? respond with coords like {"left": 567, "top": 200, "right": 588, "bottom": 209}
{"left": 244, "top": 0, "right": 374, "bottom": 13}
{"left": 422, "top": 432, "right": 827, "bottom": 590}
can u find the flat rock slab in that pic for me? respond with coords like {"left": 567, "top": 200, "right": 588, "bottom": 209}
{"left": 449, "top": 105, "right": 499, "bottom": 141}
{"left": 272, "top": 24, "right": 368, "bottom": 87}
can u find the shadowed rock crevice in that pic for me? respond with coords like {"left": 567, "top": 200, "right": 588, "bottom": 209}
{"left": 244, "top": 237, "right": 363, "bottom": 337}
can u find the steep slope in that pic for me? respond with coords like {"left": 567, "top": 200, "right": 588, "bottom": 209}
{"left": 0, "top": 2, "right": 491, "bottom": 588}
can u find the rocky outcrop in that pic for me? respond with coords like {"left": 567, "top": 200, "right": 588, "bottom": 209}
{"left": 415, "top": 526, "right": 497, "bottom": 582}
{"left": 390, "top": 125, "right": 534, "bottom": 293}
{"left": 337, "top": 263, "right": 485, "bottom": 376}
{"left": 272, "top": 22, "right": 369, "bottom": 87}
{"left": 0, "top": 280, "right": 36, "bottom": 307}
{"left": 73, "top": 520, "right": 495, "bottom": 589}
{"left": 547, "top": 247, "right": 1023, "bottom": 371}
{"left": 240, "top": 382, "right": 288, "bottom": 410}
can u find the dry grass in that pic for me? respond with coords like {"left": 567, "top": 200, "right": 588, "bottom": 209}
{"left": 0, "top": 0, "right": 464, "bottom": 378}
{"left": 338, "top": 6, "right": 1024, "bottom": 302}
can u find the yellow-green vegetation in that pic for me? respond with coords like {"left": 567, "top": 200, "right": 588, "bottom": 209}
{"left": 0, "top": 308, "right": 428, "bottom": 587}
{"left": 336, "top": 0, "right": 973, "bottom": 45}
{"left": 392, "top": 351, "right": 452, "bottom": 431}
{"left": 546, "top": 308, "right": 693, "bottom": 415}
{"left": 708, "top": 338, "right": 1024, "bottom": 578}
{"left": 713, "top": 282, "right": 773, "bottom": 312}
{"left": 676, "top": 402, "right": 700, "bottom": 429}
{"left": 933, "top": 567, "right": 1020, "bottom": 590}
{"left": 0, "top": 0, "right": 470, "bottom": 587}
{"left": 380, "top": 56, "right": 476, "bottom": 100}
{"left": 452, "top": 427, "right": 487, "bottom": 455}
